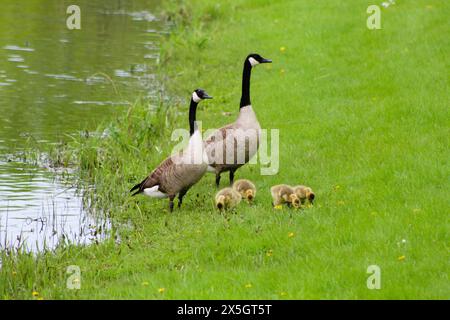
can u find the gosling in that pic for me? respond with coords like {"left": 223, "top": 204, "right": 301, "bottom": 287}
{"left": 232, "top": 179, "right": 256, "bottom": 203}
{"left": 293, "top": 185, "right": 315, "bottom": 205}
{"left": 270, "top": 184, "right": 300, "bottom": 208}
{"left": 215, "top": 187, "right": 242, "bottom": 210}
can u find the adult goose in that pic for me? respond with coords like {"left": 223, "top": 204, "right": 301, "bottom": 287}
{"left": 130, "top": 89, "right": 212, "bottom": 212}
{"left": 204, "top": 53, "right": 271, "bottom": 187}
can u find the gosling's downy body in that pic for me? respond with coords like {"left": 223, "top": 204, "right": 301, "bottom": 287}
{"left": 232, "top": 179, "right": 256, "bottom": 202}
{"left": 270, "top": 184, "right": 300, "bottom": 208}
{"left": 215, "top": 187, "right": 241, "bottom": 210}
{"left": 130, "top": 89, "right": 212, "bottom": 212}
{"left": 205, "top": 53, "right": 272, "bottom": 187}
{"left": 293, "top": 185, "right": 315, "bottom": 204}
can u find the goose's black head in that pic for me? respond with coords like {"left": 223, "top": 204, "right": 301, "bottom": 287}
{"left": 308, "top": 192, "right": 315, "bottom": 204}
{"left": 192, "top": 88, "right": 213, "bottom": 103}
{"left": 247, "top": 53, "right": 272, "bottom": 67}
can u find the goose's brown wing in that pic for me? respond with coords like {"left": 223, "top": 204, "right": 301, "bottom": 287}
{"left": 130, "top": 156, "right": 175, "bottom": 196}
{"left": 205, "top": 123, "right": 235, "bottom": 170}
{"left": 205, "top": 123, "right": 233, "bottom": 145}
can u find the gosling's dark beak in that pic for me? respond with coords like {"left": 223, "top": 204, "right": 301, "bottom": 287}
{"left": 261, "top": 58, "right": 272, "bottom": 63}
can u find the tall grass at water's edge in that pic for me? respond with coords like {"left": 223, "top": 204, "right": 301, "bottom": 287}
{"left": 0, "top": 93, "right": 189, "bottom": 297}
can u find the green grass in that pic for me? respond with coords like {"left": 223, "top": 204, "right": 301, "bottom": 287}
{"left": 1, "top": 0, "right": 449, "bottom": 299}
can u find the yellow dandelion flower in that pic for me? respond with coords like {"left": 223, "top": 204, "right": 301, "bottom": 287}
{"left": 288, "top": 232, "right": 295, "bottom": 238}
{"left": 274, "top": 205, "right": 283, "bottom": 210}
{"left": 12, "top": 271, "right": 17, "bottom": 276}
{"left": 245, "top": 283, "right": 252, "bottom": 288}
{"left": 280, "top": 46, "right": 286, "bottom": 53}
{"left": 32, "top": 291, "right": 39, "bottom": 297}
{"left": 280, "top": 69, "right": 285, "bottom": 74}
{"left": 37, "top": 297, "right": 44, "bottom": 301}
{"left": 266, "top": 250, "right": 273, "bottom": 257}
{"left": 158, "top": 287, "right": 165, "bottom": 293}
{"left": 398, "top": 255, "right": 406, "bottom": 261}
{"left": 280, "top": 291, "right": 287, "bottom": 296}
{"left": 141, "top": 281, "right": 149, "bottom": 286}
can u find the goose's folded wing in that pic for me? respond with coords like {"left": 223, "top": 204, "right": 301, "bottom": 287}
{"left": 132, "top": 157, "right": 175, "bottom": 194}
{"left": 205, "top": 123, "right": 234, "bottom": 145}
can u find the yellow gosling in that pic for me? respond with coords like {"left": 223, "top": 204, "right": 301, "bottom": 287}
{"left": 232, "top": 179, "right": 256, "bottom": 202}
{"left": 270, "top": 184, "right": 300, "bottom": 208}
{"left": 215, "top": 187, "right": 242, "bottom": 210}
{"left": 293, "top": 185, "right": 315, "bottom": 205}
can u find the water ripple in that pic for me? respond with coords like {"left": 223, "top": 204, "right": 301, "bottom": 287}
{"left": 3, "top": 45, "right": 35, "bottom": 52}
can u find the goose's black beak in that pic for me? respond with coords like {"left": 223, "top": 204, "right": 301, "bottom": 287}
{"left": 203, "top": 94, "right": 213, "bottom": 99}
{"left": 261, "top": 58, "right": 272, "bottom": 63}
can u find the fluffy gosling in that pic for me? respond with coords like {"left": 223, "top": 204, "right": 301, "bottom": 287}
{"left": 232, "top": 179, "right": 256, "bottom": 203}
{"left": 215, "top": 187, "right": 242, "bottom": 210}
{"left": 270, "top": 184, "right": 300, "bottom": 208}
{"left": 293, "top": 185, "right": 315, "bottom": 205}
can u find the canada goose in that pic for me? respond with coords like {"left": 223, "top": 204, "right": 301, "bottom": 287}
{"left": 232, "top": 179, "right": 256, "bottom": 202}
{"left": 130, "top": 89, "right": 212, "bottom": 212}
{"left": 205, "top": 53, "right": 272, "bottom": 187}
{"left": 293, "top": 185, "right": 315, "bottom": 205}
{"left": 215, "top": 187, "right": 241, "bottom": 210}
{"left": 270, "top": 184, "right": 300, "bottom": 208}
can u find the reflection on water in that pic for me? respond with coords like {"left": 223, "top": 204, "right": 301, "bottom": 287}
{"left": 0, "top": 158, "right": 110, "bottom": 251}
{"left": 0, "top": 0, "right": 165, "bottom": 251}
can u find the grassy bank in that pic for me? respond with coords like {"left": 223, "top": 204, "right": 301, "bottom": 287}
{"left": 1, "top": 0, "right": 449, "bottom": 299}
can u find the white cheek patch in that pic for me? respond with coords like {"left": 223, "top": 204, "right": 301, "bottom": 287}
{"left": 248, "top": 57, "right": 259, "bottom": 67}
{"left": 192, "top": 91, "right": 201, "bottom": 103}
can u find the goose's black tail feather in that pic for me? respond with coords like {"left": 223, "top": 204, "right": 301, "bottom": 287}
{"left": 130, "top": 182, "right": 142, "bottom": 196}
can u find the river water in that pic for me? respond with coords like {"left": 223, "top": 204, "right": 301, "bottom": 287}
{"left": 0, "top": 0, "right": 165, "bottom": 251}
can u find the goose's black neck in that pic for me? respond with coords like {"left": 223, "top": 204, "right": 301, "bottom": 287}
{"left": 189, "top": 98, "right": 198, "bottom": 136}
{"left": 239, "top": 60, "right": 252, "bottom": 109}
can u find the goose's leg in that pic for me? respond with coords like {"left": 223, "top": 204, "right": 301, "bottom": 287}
{"left": 168, "top": 195, "right": 175, "bottom": 212}
{"left": 178, "top": 189, "right": 188, "bottom": 208}
{"left": 229, "top": 169, "right": 236, "bottom": 185}
{"left": 215, "top": 173, "right": 221, "bottom": 188}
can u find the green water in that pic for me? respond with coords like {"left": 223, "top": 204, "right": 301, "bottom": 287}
{"left": 0, "top": 0, "right": 165, "bottom": 250}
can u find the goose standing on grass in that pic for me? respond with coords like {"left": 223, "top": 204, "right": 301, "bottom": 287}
{"left": 205, "top": 53, "right": 272, "bottom": 187}
{"left": 130, "top": 89, "right": 212, "bottom": 212}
